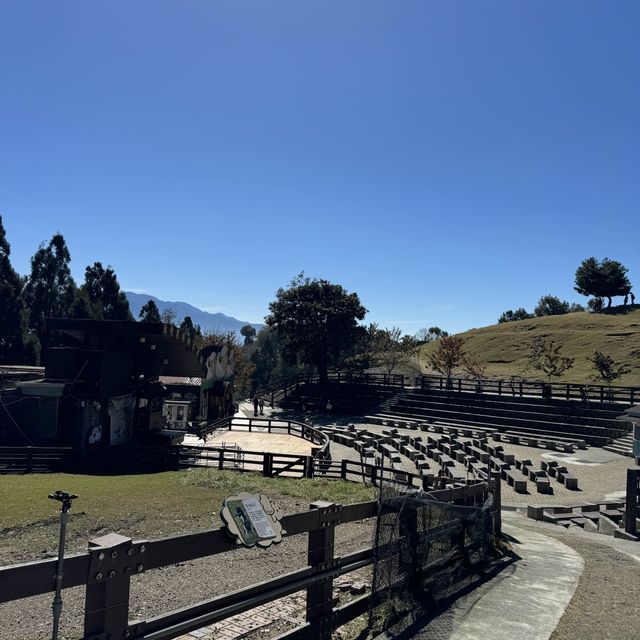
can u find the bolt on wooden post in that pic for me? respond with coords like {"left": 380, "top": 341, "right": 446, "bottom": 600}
{"left": 306, "top": 501, "right": 340, "bottom": 639}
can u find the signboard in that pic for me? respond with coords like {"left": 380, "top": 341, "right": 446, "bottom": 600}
{"left": 220, "top": 492, "right": 284, "bottom": 548}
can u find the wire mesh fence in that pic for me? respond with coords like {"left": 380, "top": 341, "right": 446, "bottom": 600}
{"left": 368, "top": 477, "right": 495, "bottom": 636}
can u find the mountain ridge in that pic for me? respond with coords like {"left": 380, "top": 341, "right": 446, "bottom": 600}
{"left": 125, "top": 292, "right": 264, "bottom": 338}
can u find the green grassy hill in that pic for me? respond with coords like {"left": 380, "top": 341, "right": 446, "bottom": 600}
{"left": 419, "top": 306, "right": 640, "bottom": 386}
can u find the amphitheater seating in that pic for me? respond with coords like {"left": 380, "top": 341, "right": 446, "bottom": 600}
{"left": 367, "top": 387, "right": 633, "bottom": 448}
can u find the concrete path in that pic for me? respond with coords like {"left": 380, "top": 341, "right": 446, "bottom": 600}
{"left": 445, "top": 513, "right": 583, "bottom": 640}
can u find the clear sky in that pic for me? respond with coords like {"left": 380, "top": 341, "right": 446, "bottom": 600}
{"left": 1, "top": 1, "right": 638, "bottom": 333}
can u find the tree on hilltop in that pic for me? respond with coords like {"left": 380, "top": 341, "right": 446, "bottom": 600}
{"left": 574, "top": 257, "right": 631, "bottom": 309}
{"left": 266, "top": 274, "right": 367, "bottom": 384}
{"left": 498, "top": 308, "right": 534, "bottom": 323}
{"left": 534, "top": 295, "right": 570, "bottom": 317}
{"left": 415, "top": 326, "right": 449, "bottom": 342}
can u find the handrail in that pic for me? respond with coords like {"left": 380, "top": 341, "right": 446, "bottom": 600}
{"left": 195, "top": 416, "right": 331, "bottom": 458}
{"left": 267, "top": 371, "right": 407, "bottom": 407}
{"left": 414, "top": 374, "right": 639, "bottom": 405}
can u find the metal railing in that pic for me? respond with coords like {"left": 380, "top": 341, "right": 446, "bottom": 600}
{"left": 414, "top": 374, "right": 639, "bottom": 405}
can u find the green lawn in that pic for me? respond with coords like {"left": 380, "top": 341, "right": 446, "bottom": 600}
{"left": 0, "top": 469, "right": 374, "bottom": 565}
{"left": 419, "top": 307, "right": 640, "bottom": 386}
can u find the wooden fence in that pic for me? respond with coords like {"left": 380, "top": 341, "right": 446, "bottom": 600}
{"left": 415, "top": 374, "right": 639, "bottom": 405}
{"left": 195, "top": 416, "right": 330, "bottom": 455}
{"left": 268, "top": 372, "right": 406, "bottom": 406}
{"left": 0, "top": 446, "right": 74, "bottom": 474}
{"left": 0, "top": 481, "right": 491, "bottom": 640}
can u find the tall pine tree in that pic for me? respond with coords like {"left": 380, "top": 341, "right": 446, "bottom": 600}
{"left": 0, "top": 217, "right": 40, "bottom": 364}
{"left": 23, "top": 233, "right": 76, "bottom": 337}
{"left": 80, "top": 262, "right": 133, "bottom": 320}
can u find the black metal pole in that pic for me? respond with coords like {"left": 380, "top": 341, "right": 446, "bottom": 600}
{"left": 49, "top": 490, "right": 78, "bottom": 640}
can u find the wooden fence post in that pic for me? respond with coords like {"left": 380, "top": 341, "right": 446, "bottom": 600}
{"left": 625, "top": 468, "right": 639, "bottom": 535}
{"left": 341, "top": 459, "right": 348, "bottom": 480}
{"left": 84, "top": 533, "right": 143, "bottom": 639}
{"left": 307, "top": 501, "right": 340, "bottom": 640}
{"left": 491, "top": 472, "right": 501, "bottom": 537}
{"left": 263, "top": 452, "right": 273, "bottom": 477}
{"left": 305, "top": 456, "right": 314, "bottom": 478}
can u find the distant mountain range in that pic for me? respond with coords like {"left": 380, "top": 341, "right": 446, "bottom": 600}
{"left": 125, "top": 292, "right": 264, "bottom": 338}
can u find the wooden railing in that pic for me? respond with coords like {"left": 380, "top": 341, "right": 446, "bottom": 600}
{"left": 268, "top": 371, "right": 406, "bottom": 406}
{"left": 414, "top": 374, "right": 639, "bottom": 405}
{"left": 0, "top": 481, "right": 491, "bottom": 640}
{"left": 0, "top": 446, "right": 74, "bottom": 474}
{"left": 195, "top": 416, "right": 330, "bottom": 457}
{"left": 177, "top": 444, "right": 479, "bottom": 492}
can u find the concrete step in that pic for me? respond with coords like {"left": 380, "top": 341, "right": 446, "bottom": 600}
{"left": 602, "top": 444, "right": 633, "bottom": 457}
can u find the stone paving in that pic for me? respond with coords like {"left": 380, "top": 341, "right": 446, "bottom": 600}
{"left": 177, "top": 572, "right": 370, "bottom": 640}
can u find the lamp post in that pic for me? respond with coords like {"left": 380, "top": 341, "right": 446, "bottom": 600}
{"left": 49, "top": 490, "right": 78, "bottom": 640}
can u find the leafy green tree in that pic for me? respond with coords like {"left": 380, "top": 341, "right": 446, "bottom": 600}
{"left": 569, "top": 302, "right": 585, "bottom": 313}
{"left": 80, "top": 262, "right": 133, "bottom": 320}
{"left": 180, "top": 315, "right": 202, "bottom": 341}
{"left": 574, "top": 257, "right": 631, "bottom": 309}
{"left": 265, "top": 274, "right": 367, "bottom": 384}
{"left": 498, "top": 308, "right": 534, "bottom": 323}
{"left": 427, "top": 335, "right": 466, "bottom": 388}
{"left": 139, "top": 299, "right": 162, "bottom": 323}
{"left": 23, "top": 233, "right": 76, "bottom": 337}
{"left": 588, "top": 350, "right": 630, "bottom": 386}
{"left": 526, "top": 338, "right": 574, "bottom": 381}
{"left": 0, "top": 217, "right": 40, "bottom": 364}
{"left": 250, "top": 326, "right": 302, "bottom": 391}
{"left": 534, "top": 295, "right": 571, "bottom": 317}
{"left": 240, "top": 324, "right": 257, "bottom": 346}
{"left": 68, "top": 288, "right": 102, "bottom": 319}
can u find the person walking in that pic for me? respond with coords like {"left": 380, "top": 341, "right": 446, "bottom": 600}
{"left": 252, "top": 395, "right": 259, "bottom": 417}
{"left": 259, "top": 396, "right": 265, "bottom": 415}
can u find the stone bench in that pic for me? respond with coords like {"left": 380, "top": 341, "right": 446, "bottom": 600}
{"left": 439, "top": 453, "right": 456, "bottom": 468}
{"left": 536, "top": 476, "right": 551, "bottom": 493}
{"left": 563, "top": 474, "right": 579, "bottom": 490}
{"left": 497, "top": 451, "right": 515, "bottom": 465}
{"left": 503, "top": 468, "right": 527, "bottom": 493}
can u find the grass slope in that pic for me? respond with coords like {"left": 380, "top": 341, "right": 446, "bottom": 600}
{"left": 0, "top": 469, "right": 374, "bottom": 564}
{"left": 419, "top": 307, "right": 640, "bottom": 386}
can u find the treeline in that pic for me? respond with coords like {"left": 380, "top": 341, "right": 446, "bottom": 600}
{"left": 498, "top": 257, "right": 635, "bottom": 323}
{"left": 0, "top": 217, "right": 133, "bottom": 365}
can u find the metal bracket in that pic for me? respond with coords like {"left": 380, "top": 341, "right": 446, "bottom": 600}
{"left": 87, "top": 534, "right": 148, "bottom": 584}
{"left": 315, "top": 504, "right": 343, "bottom": 528}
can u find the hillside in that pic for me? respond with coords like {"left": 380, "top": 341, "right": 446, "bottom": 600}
{"left": 419, "top": 307, "right": 640, "bottom": 386}
{"left": 125, "top": 292, "right": 263, "bottom": 338}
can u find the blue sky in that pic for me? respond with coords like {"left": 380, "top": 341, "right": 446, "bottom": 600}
{"left": 1, "top": 1, "right": 638, "bottom": 333}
